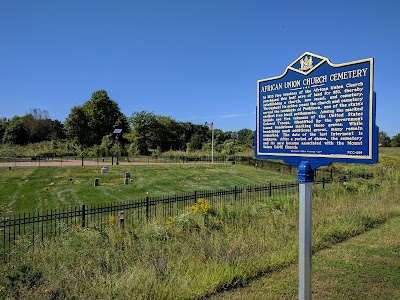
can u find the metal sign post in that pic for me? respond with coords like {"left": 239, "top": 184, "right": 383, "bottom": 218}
{"left": 298, "top": 161, "right": 313, "bottom": 300}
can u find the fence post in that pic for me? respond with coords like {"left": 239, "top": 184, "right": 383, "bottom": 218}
{"left": 269, "top": 182, "right": 272, "bottom": 197}
{"left": 2, "top": 217, "right": 5, "bottom": 262}
{"left": 82, "top": 204, "right": 86, "bottom": 228}
{"left": 81, "top": 155, "right": 84, "bottom": 166}
{"left": 194, "top": 191, "right": 197, "bottom": 203}
{"left": 118, "top": 210, "right": 124, "bottom": 229}
{"left": 234, "top": 186, "right": 237, "bottom": 201}
{"left": 322, "top": 178, "right": 325, "bottom": 189}
{"left": 146, "top": 197, "right": 149, "bottom": 221}
{"left": 330, "top": 168, "right": 333, "bottom": 180}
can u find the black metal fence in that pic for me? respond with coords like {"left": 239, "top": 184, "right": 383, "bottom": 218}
{"left": 0, "top": 155, "right": 336, "bottom": 178}
{"left": 0, "top": 174, "right": 373, "bottom": 262}
{"left": 0, "top": 155, "right": 232, "bottom": 167}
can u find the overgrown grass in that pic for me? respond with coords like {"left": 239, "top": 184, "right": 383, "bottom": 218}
{"left": 1, "top": 167, "right": 399, "bottom": 299}
{"left": 0, "top": 164, "right": 296, "bottom": 215}
{"left": 212, "top": 216, "right": 400, "bottom": 300}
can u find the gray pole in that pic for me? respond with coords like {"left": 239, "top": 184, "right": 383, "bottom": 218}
{"left": 298, "top": 161, "right": 313, "bottom": 300}
{"left": 211, "top": 124, "right": 214, "bottom": 163}
{"left": 206, "top": 122, "right": 214, "bottom": 163}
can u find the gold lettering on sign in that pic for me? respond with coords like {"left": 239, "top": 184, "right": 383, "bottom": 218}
{"left": 261, "top": 70, "right": 368, "bottom": 155}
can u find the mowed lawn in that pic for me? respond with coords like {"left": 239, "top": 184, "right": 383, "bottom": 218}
{"left": 0, "top": 163, "right": 296, "bottom": 216}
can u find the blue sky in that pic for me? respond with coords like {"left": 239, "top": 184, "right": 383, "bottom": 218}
{"left": 1, "top": 1, "right": 399, "bottom": 136}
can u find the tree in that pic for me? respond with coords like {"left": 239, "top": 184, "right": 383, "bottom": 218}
{"left": 100, "top": 135, "right": 114, "bottom": 156}
{"left": 187, "top": 134, "right": 203, "bottom": 152}
{"left": 128, "top": 111, "right": 159, "bottom": 155}
{"left": 64, "top": 106, "right": 91, "bottom": 146}
{"left": 22, "top": 109, "right": 54, "bottom": 143}
{"left": 64, "top": 90, "right": 129, "bottom": 147}
{"left": 0, "top": 118, "right": 9, "bottom": 142}
{"left": 2, "top": 116, "right": 29, "bottom": 145}
{"left": 379, "top": 131, "right": 391, "bottom": 147}
{"left": 391, "top": 134, "right": 400, "bottom": 147}
{"left": 51, "top": 120, "right": 66, "bottom": 140}
{"left": 1, "top": 109, "right": 64, "bottom": 145}
{"left": 237, "top": 129, "right": 254, "bottom": 148}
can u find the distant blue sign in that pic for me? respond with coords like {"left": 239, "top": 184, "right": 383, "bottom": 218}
{"left": 255, "top": 52, "right": 378, "bottom": 169}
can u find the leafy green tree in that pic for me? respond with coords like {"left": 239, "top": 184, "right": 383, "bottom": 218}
{"left": 213, "top": 129, "right": 227, "bottom": 145}
{"left": 1, "top": 109, "right": 64, "bottom": 145}
{"left": 220, "top": 140, "right": 235, "bottom": 156}
{"left": 128, "top": 111, "right": 212, "bottom": 155}
{"left": 2, "top": 116, "right": 29, "bottom": 145}
{"left": 391, "top": 133, "right": 400, "bottom": 147}
{"left": 379, "top": 131, "right": 391, "bottom": 147}
{"left": 65, "top": 106, "right": 91, "bottom": 146}
{"left": 51, "top": 120, "right": 66, "bottom": 140}
{"left": 237, "top": 129, "right": 254, "bottom": 148}
{"left": 128, "top": 111, "right": 159, "bottom": 155}
{"left": 22, "top": 109, "right": 54, "bottom": 143}
{"left": 99, "top": 135, "right": 114, "bottom": 156}
{"left": 0, "top": 118, "right": 9, "bottom": 142}
{"left": 187, "top": 134, "right": 204, "bottom": 152}
{"left": 65, "top": 90, "right": 129, "bottom": 147}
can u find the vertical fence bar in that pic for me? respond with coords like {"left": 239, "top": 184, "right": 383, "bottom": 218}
{"left": 41, "top": 212, "right": 44, "bottom": 245}
{"left": 3, "top": 217, "right": 6, "bottom": 262}
{"left": 29, "top": 212, "right": 33, "bottom": 247}
{"left": 146, "top": 197, "right": 149, "bottom": 221}
{"left": 13, "top": 214, "right": 16, "bottom": 248}
{"left": 82, "top": 204, "right": 86, "bottom": 228}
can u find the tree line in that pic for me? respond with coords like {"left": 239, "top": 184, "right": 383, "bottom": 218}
{"left": 379, "top": 131, "right": 400, "bottom": 147}
{"left": 0, "top": 90, "right": 254, "bottom": 157}
{"left": 2, "top": 89, "right": 397, "bottom": 157}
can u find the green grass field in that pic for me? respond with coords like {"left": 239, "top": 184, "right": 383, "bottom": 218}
{"left": 0, "top": 163, "right": 296, "bottom": 216}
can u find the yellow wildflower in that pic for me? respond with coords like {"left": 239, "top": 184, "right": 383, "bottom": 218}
{"left": 186, "top": 198, "right": 211, "bottom": 215}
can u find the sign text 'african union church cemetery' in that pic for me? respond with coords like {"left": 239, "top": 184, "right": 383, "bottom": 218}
{"left": 255, "top": 52, "right": 378, "bottom": 168}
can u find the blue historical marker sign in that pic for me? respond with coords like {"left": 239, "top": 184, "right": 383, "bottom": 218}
{"left": 255, "top": 52, "right": 378, "bottom": 169}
